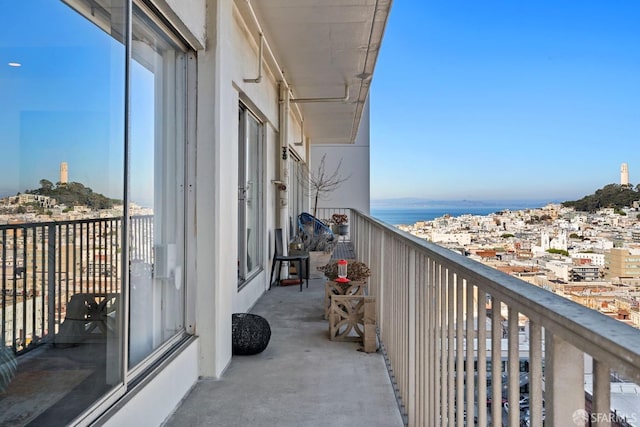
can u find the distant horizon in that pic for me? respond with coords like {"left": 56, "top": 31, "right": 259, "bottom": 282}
{"left": 1, "top": 183, "right": 620, "bottom": 210}
{"left": 371, "top": 197, "right": 560, "bottom": 209}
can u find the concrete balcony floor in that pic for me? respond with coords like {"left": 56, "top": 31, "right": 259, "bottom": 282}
{"left": 164, "top": 275, "right": 404, "bottom": 427}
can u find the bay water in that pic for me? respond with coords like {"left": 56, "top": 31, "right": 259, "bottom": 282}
{"left": 371, "top": 203, "right": 546, "bottom": 226}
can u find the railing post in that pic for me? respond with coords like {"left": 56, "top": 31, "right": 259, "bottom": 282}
{"left": 447, "top": 270, "right": 455, "bottom": 426}
{"left": 508, "top": 307, "right": 520, "bottom": 426}
{"left": 545, "top": 333, "right": 584, "bottom": 425}
{"left": 593, "top": 359, "right": 611, "bottom": 427}
{"left": 407, "top": 249, "right": 416, "bottom": 426}
{"left": 47, "top": 225, "right": 56, "bottom": 342}
{"left": 376, "top": 227, "right": 385, "bottom": 336}
{"left": 476, "top": 289, "right": 487, "bottom": 427}
{"left": 465, "top": 280, "right": 475, "bottom": 427}
{"left": 455, "top": 274, "right": 464, "bottom": 427}
{"left": 491, "top": 297, "right": 503, "bottom": 427}
{"left": 529, "top": 321, "right": 544, "bottom": 427}
{"left": 430, "top": 259, "right": 439, "bottom": 426}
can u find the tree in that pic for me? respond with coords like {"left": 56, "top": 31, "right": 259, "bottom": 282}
{"left": 563, "top": 183, "right": 640, "bottom": 212}
{"left": 39, "top": 179, "right": 53, "bottom": 192}
{"left": 300, "top": 154, "right": 351, "bottom": 217}
{"left": 547, "top": 248, "right": 569, "bottom": 257}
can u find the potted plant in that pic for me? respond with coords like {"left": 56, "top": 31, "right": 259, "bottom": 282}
{"left": 322, "top": 218, "right": 339, "bottom": 235}
{"left": 300, "top": 222, "right": 337, "bottom": 279}
{"left": 331, "top": 213, "right": 348, "bottom": 236}
{"left": 320, "top": 260, "right": 371, "bottom": 319}
{"left": 321, "top": 260, "right": 370, "bottom": 283}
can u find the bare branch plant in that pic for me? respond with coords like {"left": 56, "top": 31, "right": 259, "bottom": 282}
{"left": 299, "top": 154, "right": 351, "bottom": 217}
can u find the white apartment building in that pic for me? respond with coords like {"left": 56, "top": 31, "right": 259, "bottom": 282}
{"left": 431, "top": 232, "right": 472, "bottom": 246}
{"left": 573, "top": 252, "right": 606, "bottom": 266}
{"left": 545, "top": 259, "right": 572, "bottom": 282}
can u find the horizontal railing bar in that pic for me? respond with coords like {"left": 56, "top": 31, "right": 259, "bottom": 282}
{"left": 0, "top": 215, "right": 152, "bottom": 231}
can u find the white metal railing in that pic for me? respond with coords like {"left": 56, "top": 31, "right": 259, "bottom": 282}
{"left": 1, "top": 216, "right": 152, "bottom": 355}
{"left": 351, "top": 209, "right": 640, "bottom": 427}
{"left": 308, "top": 207, "right": 352, "bottom": 241}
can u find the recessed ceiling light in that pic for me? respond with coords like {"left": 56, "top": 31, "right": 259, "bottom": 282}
{"left": 8, "top": 62, "right": 22, "bottom": 67}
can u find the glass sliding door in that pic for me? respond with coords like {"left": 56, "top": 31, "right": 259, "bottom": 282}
{"left": 0, "top": 1, "right": 192, "bottom": 423}
{"left": 0, "top": 1, "right": 126, "bottom": 425}
{"left": 128, "top": 3, "right": 187, "bottom": 368}
{"left": 237, "top": 105, "right": 263, "bottom": 286}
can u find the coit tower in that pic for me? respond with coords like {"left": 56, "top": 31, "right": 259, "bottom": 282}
{"left": 60, "top": 162, "right": 68, "bottom": 184}
{"left": 621, "top": 163, "right": 629, "bottom": 186}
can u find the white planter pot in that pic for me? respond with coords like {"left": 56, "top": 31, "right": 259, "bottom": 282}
{"left": 309, "top": 251, "right": 332, "bottom": 279}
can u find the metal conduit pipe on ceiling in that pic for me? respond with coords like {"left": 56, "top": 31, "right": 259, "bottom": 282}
{"left": 244, "top": 0, "right": 309, "bottom": 238}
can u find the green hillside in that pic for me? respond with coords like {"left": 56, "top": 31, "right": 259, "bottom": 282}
{"left": 562, "top": 183, "right": 640, "bottom": 212}
{"left": 26, "top": 179, "right": 121, "bottom": 210}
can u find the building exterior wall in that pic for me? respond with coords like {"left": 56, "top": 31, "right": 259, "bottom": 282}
{"left": 194, "top": 0, "right": 289, "bottom": 378}
{"left": 606, "top": 248, "right": 640, "bottom": 279}
{"left": 572, "top": 252, "right": 606, "bottom": 266}
{"left": 310, "top": 98, "right": 371, "bottom": 215}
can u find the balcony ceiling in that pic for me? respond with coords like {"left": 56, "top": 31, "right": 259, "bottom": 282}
{"left": 240, "top": 0, "right": 392, "bottom": 144}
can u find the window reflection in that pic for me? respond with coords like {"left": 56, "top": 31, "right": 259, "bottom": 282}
{"left": 237, "top": 106, "right": 264, "bottom": 285}
{"left": 0, "top": 1, "right": 126, "bottom": 425}
{"left": 0, "top": 1, "right": 190, "bottom": 423}
{"left": 128, "top": 5, "right": 187, "bottom": 368}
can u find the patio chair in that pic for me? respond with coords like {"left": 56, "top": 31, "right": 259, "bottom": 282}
{"left": 297, "top": 212, "right": 335, "bottom": 240}
{"left": 269, "top": 228, "right": 309, "bottom": 292}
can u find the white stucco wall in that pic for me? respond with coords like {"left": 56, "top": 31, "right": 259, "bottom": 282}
{"left": 101, "top": 339, "right": 199, "bottom": 427}
{"left": 195, "top": 0, "right": 293, "bottom": 378}
{"left": 159, "top": 0, "right": 206, "bottom": 48}
{"left": 310, "top": 98, "right": 371, "bottom": 214}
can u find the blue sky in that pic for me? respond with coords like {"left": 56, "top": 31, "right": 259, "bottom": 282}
{"left": 370, "top": 1, "right": 640, "bottom": 203}
{"left": 3, "top": 2, "right": 639, "bottom": 208}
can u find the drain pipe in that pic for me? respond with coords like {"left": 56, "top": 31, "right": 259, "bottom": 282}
{"left": 290, "top": 84, "right": 349, "bottom": 103}
{"left": 243, "top": 32, "right": 263, "bottom": 83}
{"left": 278, "top": 84, "right": 290, "bottom": 239}
{"left": 293, "top": 119, "right": 304, "bottom": 146}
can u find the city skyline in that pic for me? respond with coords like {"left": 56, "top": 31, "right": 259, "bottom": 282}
{"left": 370, "top": 1, "right": 640, "bottom": 203}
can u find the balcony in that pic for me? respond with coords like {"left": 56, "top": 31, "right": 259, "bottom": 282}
{"left": 4, "top": 210, "right": 640, "bottom": 426}
{"left": 170, "top": 208, "right": 640, "bottom": 426}
{"left": 1, "top": 216, "right": 152, "bottom": 352}
{"left": 0, "top": 216, "right": 152, "bottom": 426}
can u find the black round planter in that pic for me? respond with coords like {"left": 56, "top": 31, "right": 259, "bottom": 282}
{"left": 232, "top": 313, "right": 271, "bottom": 355}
